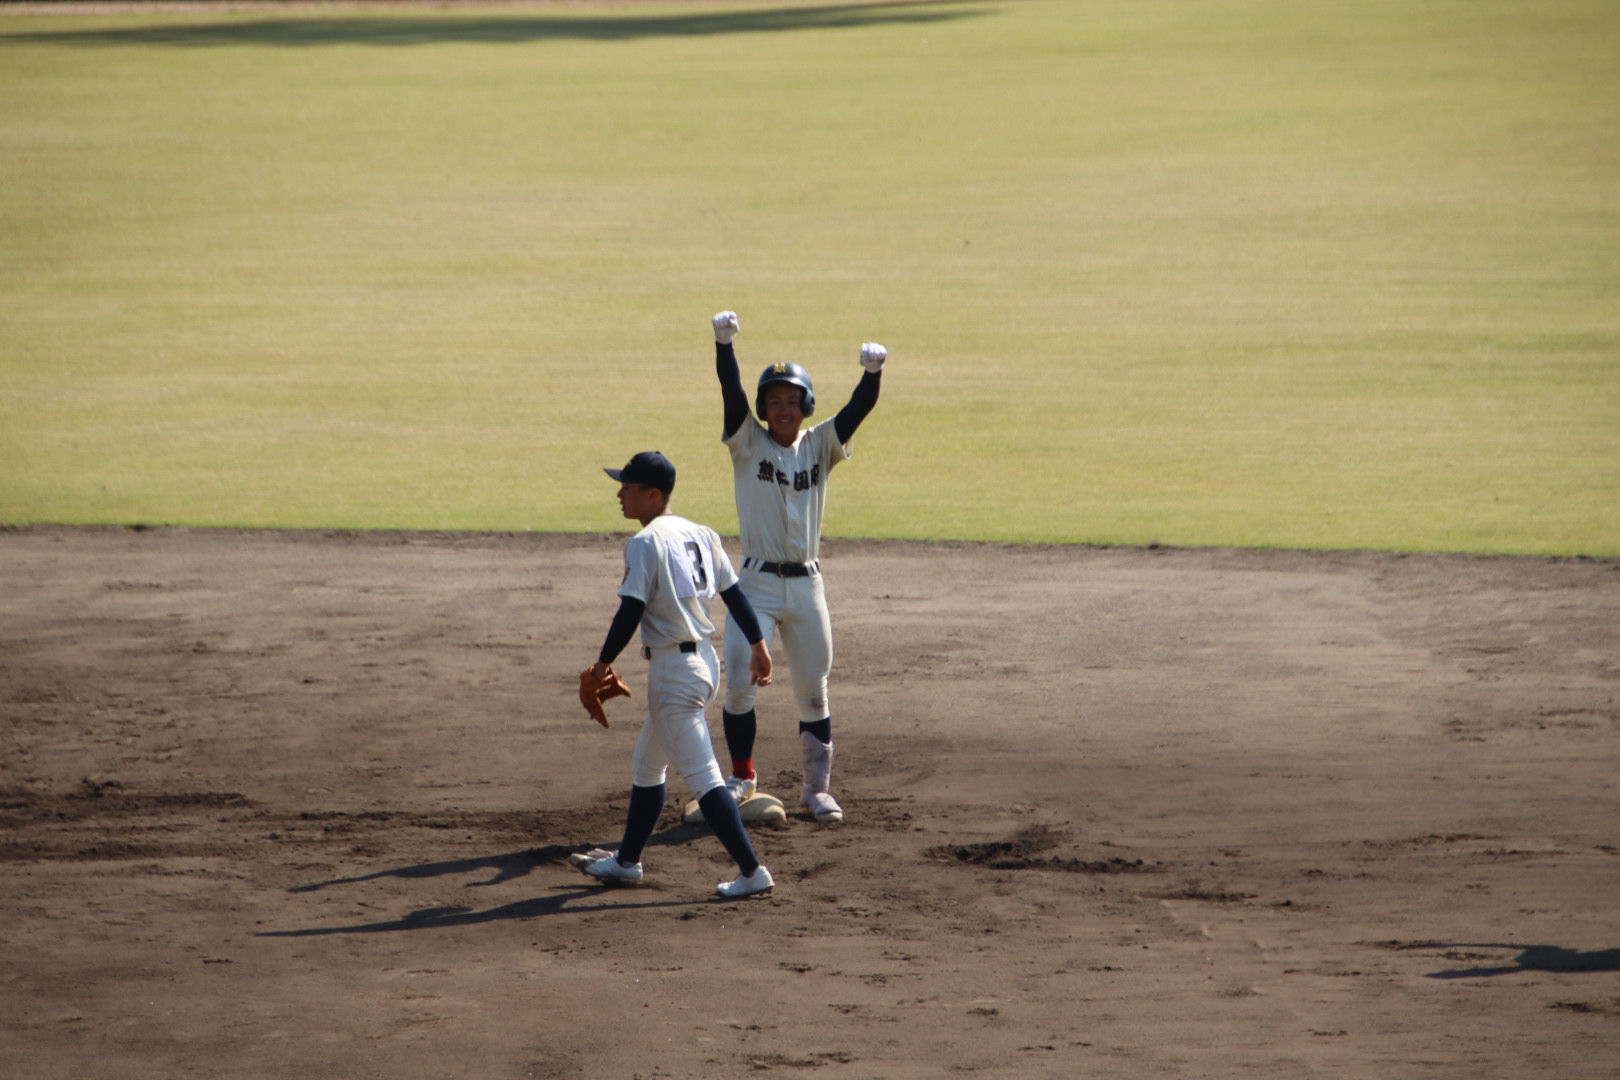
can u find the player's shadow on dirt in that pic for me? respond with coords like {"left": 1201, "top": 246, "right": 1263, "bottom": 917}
{"left": 5, "top": 1, "right": 992, "bottom": 48}
{"left": 288, "top": 820, "right": 714, "bottom": 893}
{"left": 258, "top": 885, "right": 712, "bottom": 936}
{"left": 271, "top": 820, "right": 724, "bottom": 936}
{"left": 289, "top": 844, "right": 574, "bottom": 892}
{"left": 265, "top": 824, "right": 740, "bottom": 935}
{"left": 1426, "top": 944, "right": 1620, "bottom": 979}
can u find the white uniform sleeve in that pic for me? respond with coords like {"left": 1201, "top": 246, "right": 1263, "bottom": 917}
{"left": 813, "top": 417, "right": 852, "bottom": 472}
{"left": 709, "top": 527, "right": 739, "bottom": 592}
{"left": 618, "top": 533, "right": 657, "bottom": 603}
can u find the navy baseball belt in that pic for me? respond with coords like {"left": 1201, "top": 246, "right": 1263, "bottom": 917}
{"left": 744, "top": 558, "right": 820, "bottom": 577}
{"left": 641, "top": 641, "right": 699, "bottom": 659}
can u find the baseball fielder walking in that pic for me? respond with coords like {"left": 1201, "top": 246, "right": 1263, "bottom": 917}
{"left": 574, "top": 450, "right": 778, "bottom": 898}
{"left": 710, "top": 311, "right": 886, "bottom": 823}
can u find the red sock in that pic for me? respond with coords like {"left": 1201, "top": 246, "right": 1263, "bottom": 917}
{"left": 731, "top": 759, "right": 755, "bottom": 781}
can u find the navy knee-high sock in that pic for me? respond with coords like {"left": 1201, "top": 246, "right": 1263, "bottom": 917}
{"left": 798, "top": 717, "right": 832, "bottom": 745}
{"left": 722, "top": 708, "right": 757, "bottom": 776}
{"left": 617, "top": 783, "right": 665, "bottom": 866}
{"left": 697, "top": 787, "right": 760, "bottom": 877}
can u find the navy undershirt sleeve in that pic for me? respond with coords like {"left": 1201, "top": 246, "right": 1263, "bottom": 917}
{"left": 718, "top": 584, "right": 765, "bottom": 645}
{"left": 598, "top": 595, "right": 645, "bottom": 666}
{"left": 717, "top": 343, "right": 751, "bottom": 440}
{"left": 833, "top": 369, "right": 882, "bottom": 445}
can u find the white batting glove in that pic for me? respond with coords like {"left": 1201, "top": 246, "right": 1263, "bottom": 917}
{"left": 713, "top": 311, "right": 739, "bottom": 344}
{"left": 859, "top": 342, "right": 887, "bottom": 373}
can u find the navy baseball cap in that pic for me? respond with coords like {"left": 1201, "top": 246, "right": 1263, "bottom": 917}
{"left": 604, "top": 450, "right": 675, "bottom": 493}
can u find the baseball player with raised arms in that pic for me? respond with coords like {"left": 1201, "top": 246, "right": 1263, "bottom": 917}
{"left": 574, "top": 450, "right": 778, "bottom": 898}
{"left": 710, "top": 310, "right": 886, "bottom": 823}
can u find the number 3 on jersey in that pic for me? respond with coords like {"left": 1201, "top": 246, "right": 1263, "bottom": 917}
{"left": 672, "top": 534, "right": 715, "bottom": 600}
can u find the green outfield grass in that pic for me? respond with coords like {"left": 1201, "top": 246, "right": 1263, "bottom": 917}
{"left": 2, "top": 0, "right": 1616, "bottom": 553}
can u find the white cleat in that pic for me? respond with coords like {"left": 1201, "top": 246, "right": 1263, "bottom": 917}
{"left": 569, "top": 851, "right": 643, "bottom": 884}
{"left": 716, "top": 865, "right": 775, "bottom": 898}
{"left": 725, "top": 775, "right": 757, "bottom": 803}
{"left": 802, "top": 789, "right": 843, "bottom": 824}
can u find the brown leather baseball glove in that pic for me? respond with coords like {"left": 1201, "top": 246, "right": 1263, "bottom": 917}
{"left": 578, "top": 665, "right": 632, "bottom": 728}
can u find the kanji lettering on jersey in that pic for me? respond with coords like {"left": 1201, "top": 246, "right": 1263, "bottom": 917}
{"left": 756, "top": 460, "right": 822, "bottom": 491}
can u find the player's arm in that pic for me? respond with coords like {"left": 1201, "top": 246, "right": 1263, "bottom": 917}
{"left": 718, "top": 584, "right": 773, "bottom": 686}
{"left": 713, "top": 311, "right": 751, "bottom": 440}
{"left": 833, "top": 343, "right": 886, "bottom": 445}
{"left": 593, "top": 595, "right": 646, "bottom": 676}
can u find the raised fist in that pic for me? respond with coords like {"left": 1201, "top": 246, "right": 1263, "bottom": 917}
{"left": 713, "top": 311, "right": 740, "bottom": 345}
{"left": 859, "top": 342, "right": 887, "bottom": 373}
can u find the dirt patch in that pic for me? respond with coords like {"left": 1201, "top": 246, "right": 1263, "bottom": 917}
{"left": 3, "top": 525, "right": 1618, "bottom": 1078}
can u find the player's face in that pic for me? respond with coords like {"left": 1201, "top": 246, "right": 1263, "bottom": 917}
{"left": 616, "top": 483, "right": 666, "bottom": 525}
{"left": 761, "top": 383, "right": 805, "bottom": 447}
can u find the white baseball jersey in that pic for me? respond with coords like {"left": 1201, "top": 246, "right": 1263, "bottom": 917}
{"left": 618, "top": 513, "right": 737, "bottom": 795}
{"left": 618, "top": 514, "right": 739, "bottom": 650}
{"left": 725, "top": 418, "right": 850, "bottom": 563}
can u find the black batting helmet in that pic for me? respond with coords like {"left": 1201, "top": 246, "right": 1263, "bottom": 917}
{"left": 755, "top": 362, "right": 816, "bottom": 420}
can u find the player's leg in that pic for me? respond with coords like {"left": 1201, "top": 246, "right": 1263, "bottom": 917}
{"left": 720, "top": 706, "right": 759, "bottom": 801}
{"left": 615, "top": 782, "right": 665, "bottom": 868}
{"left": 575, "top": 716, "right": 667, "bottom": 884}
{"left": 666, "top": 648, "right": 773, "bottom": 896}
{"left": 722, "top": 583, "right": 782, "bottom": 798}
{"left": 694, "top": 785, "right": 771, "bottom": 892}
{"left": 585, "top": 651, "right": 715, "bottom": 883}
{"left": 779, "top": 577, "right": 842, "bottom": 823}
{"left": 645, "top": 650, "right": 725, "bottom": 794}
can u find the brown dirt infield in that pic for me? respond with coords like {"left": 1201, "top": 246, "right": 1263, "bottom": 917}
{"left": 3, "top": 525, "right": 1618, "bottom": 1078}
